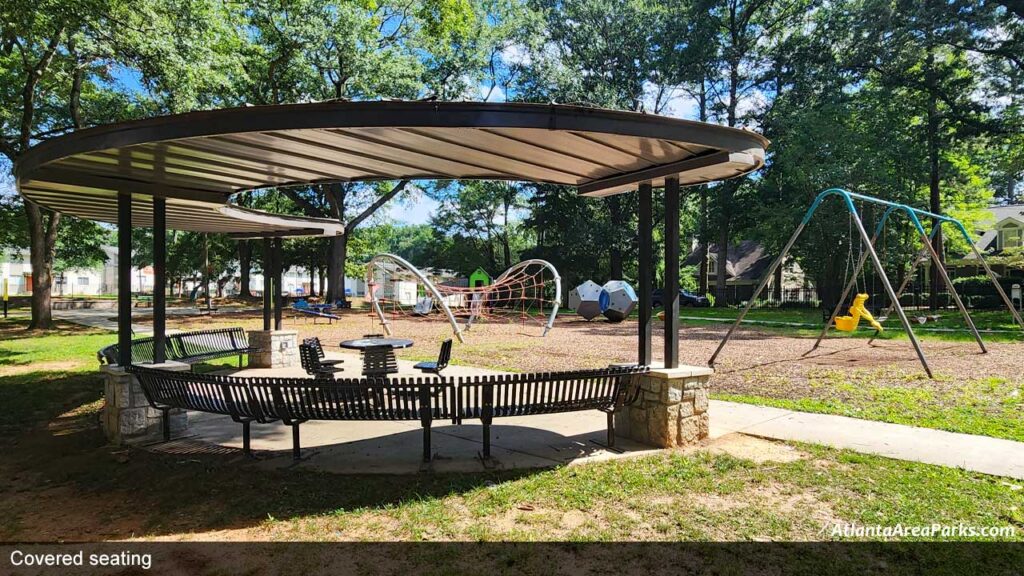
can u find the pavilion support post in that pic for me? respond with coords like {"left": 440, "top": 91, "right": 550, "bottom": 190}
{"left": 117, "top": 192, "right": 132, "bottom": 367}
{"left": 102, "top": 191, "right": 191, "bottom": 445}
{"left": 637, "top": 182, "right": 653, "bottom": 366}
{"left": 664, "top": 176, "right": 680, "bottom": 369}
{"left": 153, "top": 197, "right": 167, "bottom": 364}
{"left": 249, "top": 236, "right": 298, "bottom": 369}
{"left": 262, "top": 237, "right": 272, "bottom": 331}
{"left": 273, "top": 237, "right": 283, "bottom": 331}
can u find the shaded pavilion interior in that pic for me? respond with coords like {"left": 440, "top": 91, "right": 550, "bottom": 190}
{"left": 15, "top": 101, "right": 767, "bottom": 368}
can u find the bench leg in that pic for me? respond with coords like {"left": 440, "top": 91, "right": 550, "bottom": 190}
{"left": 291, "top": 423, "right": 301, "bottom": 460}
{"left": 606, "top": 411, "right": 615, "bottom": 448}
{"left": 161, "top": 408, "right": 171, "bottom": 442}
{"left": 422, "top": 422, "right": 432, "bottom": 462}
{"left": 482, "top": 420, "right": 491, "bottom": 459}
{"left": 238, "top": 354, "right": 243, "bottom": 368}
{"left": 242, "top": 421, "right": 251, "bottom": 455}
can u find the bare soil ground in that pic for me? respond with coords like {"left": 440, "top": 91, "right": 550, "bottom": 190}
{"left": 169, "top": 305, "right": 1024, "bottom": 396}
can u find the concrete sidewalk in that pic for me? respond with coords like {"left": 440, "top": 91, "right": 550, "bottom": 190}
{"left": 710, "top": 400, "right": 1024, "bottom": 480}
{"left": 53, "top": 306, "right": 259, "bottom": 331}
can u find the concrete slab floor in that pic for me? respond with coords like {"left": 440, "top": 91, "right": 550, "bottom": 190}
{"left": 186, "top": 410, "right": 661, "bottom": 475}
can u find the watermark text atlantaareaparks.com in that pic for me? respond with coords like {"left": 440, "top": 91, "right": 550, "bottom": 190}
{"left": 8, "top": 550, "right": 152, "bottom": 570}
{"left": 825, "top": 522, "right": 1016, "bottom": 539}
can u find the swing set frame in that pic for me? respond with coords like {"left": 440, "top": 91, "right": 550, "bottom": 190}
{"left": 708, "top": 188, "right": 1024, "bottom": 378}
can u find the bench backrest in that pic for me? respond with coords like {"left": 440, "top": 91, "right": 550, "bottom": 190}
{"left": 132, "top": 367, "right": 451, "bottom": 424}
{"left": 134, "top": 367, "right": 255, "bottom": 419}
{"left": 100, "top": 327, "right": 250, "bottom": 366}
{"left": 175, "top": 327, "right": 249, "bottom": 357}
{"left": 455, "top": 367, "right": 645, "bottom": 420}
{"left": 253, "top": 376, "right": 451, "bottom": 423}
{"left": 131, "top": 366, "right": 644, "bottom": 426}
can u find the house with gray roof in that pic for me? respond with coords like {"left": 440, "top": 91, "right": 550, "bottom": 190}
{"left": 683, "top": 240, "right": 812, "bottom": 303}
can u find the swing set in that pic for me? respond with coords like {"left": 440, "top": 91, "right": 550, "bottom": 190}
{"left": 709, "top": 188, "right": 1024, "bottom": 378}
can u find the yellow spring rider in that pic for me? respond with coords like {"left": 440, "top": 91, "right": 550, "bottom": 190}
{"left": 834, "top": 293, "right": 883, "bottom": 332}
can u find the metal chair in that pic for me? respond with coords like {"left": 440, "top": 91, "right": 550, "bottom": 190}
{"left": 414, "top": 339, "right": 452, "bottom": 375}
{"left": 302, "top": 337, "right": 343, "bottom": 367}
{"left": 299, "top": 343, "right": 343, "bottom": 378}
{"left": 361, "top": 346, "right": 399, "bottom": 376}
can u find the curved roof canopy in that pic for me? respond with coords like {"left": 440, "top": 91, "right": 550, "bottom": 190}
{"left": 15, "top": 101, "right": 767, "bottom": 235}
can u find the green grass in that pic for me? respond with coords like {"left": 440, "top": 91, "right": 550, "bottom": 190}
{"left": 1, "top": 315, "right": 1022, "bottom": 545}
{"left": 715, "top": 374, "right": 1024, "bottom": 443}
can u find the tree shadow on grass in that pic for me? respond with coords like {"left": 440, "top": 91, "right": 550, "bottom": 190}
{"left": 5, "top": 414, "right": 542, "bottom": 541}
{"left": 0, "top": 367, "right": 545, "bottom": 541}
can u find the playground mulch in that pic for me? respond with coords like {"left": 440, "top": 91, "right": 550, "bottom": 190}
{"left": 164, "top": 308, "right": 1023, "bottom": 440}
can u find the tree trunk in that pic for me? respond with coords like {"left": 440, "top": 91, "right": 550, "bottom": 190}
{"left": 716, "top": 222, "right": 729, "bottom": 307}
{"left": 773, "top": 261, "right": 783, "bottom": 302}
{"left": 328, "top": 235, "right": 350, "bottom": 303}
{"left": 202, "top": 234, "right": 211, "bottom": 309}
{"left": 607, "top": 195, "right": 624, "bottom": 279}
{"left": 926, "top": 81, "right": 943, "bottom": 311}
{"left": 309, "top": 265, "right": 316, "bottom": 297}
{"left": 696, "top": 80, "right": 710, "bottom": 296}
{"left": 327, "top": 236, "right": 342, "bottom": 302}
{"left": 238, "top": 240, "right": 253, "bottom": 298}
{"left": 502, "top": 201, "right": 512, "bottom": 268}
{"left": 697, "top": 187, "right": 709, "bottom": 295}
{"left": 25, "top": 203, "right": 59, "bottom": 329}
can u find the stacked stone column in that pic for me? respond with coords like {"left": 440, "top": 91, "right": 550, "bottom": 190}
{"left": 614, "top": 366, "right": 711, "bottom": 448}
{"left": 101, "top": 361, "right": 190, "bottom": 445}
{"left": 247, "top": 329, "right": 299, "bottom": 368}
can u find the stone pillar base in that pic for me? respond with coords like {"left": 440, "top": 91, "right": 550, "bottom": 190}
{"left": 613, "top": 365, "right": 712, "bottom": 448}
{"left": 247, "top": 330, "right": 299, "bottom": 368}
{"left": 101, "top": 361, "right": 190, "bottom": 445}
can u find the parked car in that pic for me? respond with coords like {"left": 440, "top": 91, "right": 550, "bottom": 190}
{"left": 651, "top": 288, "right": 710, "bottom": 308}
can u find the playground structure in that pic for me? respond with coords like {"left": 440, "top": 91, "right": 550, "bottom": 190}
{"left": 709, "top": 188, "right": 1024, "bottom": 378}
{"left": 569, "top": 279, "right": 639, "bottom": 322}
{"left": 366, "top": 254, "right": 562, "bottom": 341}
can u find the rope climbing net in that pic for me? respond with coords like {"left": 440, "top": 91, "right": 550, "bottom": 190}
{"left": 366, "top": 254, "right": 562, "bottom": 340}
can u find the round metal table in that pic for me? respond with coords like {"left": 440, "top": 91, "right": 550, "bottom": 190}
{"left": 340, "top": 338, "right": 413, "bottom": 376}
{"left": 339, "top": 338, "right": 414, "bottom": 351}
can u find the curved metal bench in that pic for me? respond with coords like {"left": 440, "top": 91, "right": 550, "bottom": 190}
{"left": 128, "top": 365, "right": 647, "bottom": 462}
{"left": 99, "top": 327, "right": 258, "bottom": 369}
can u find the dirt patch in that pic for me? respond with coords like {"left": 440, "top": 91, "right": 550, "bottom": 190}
{"left": 0, "top": 360, "right": 89, "bottom": 376}
{"left": 705, "top": 434, "right": 810, "bottom": 464}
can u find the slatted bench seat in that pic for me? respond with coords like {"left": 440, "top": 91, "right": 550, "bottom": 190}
{"left": 127, "top": 365, "right": 647, "bottom": 463}
{"left": 455, "top": 367, "right": 646, "bottom": 458}
{"left": 131, "top": 366, "right": 450, "bottom": 460}
{"left": 99, "top": 327, "right": 258, "bottom": 369}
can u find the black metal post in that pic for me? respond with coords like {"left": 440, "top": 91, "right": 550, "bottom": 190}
{"left": 637, "top": 182, "right": 653, "bottom": 366}
{"left": 663, "top": 176, "right": 680, "bottom": 369}
{"left": 273, "top": 237, "right": 283, "bottom": 330}
{"left": 262, "top": 237, "right": 272, "bottom": 331}
{"left": 153, "top": 197, "right": 166, "bottom": 364}
{"left": 117, "top": 192, "right": 132, "bottom": 367}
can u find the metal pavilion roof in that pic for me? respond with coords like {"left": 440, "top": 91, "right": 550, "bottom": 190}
{"left": 15, "top": 101, "right": 768, "bottom": 235}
